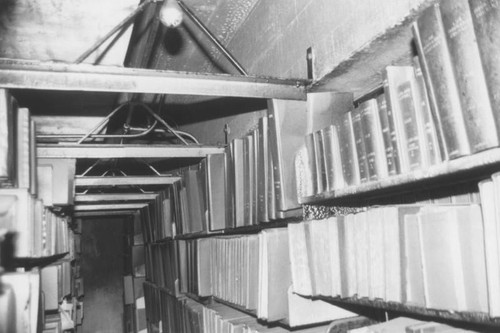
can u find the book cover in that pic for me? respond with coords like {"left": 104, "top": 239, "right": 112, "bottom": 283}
{"left": 470, "top": 0, "right": 500, "bottom": 136}
{"left": 314, "top": 130, "right": 327, "bottom": 194}
{"left": 360, "top": 99, "right": 388, "bottom": 181}
{"left": 231, "top": 139, "right": 245, "bottom": 227}
{"left": 304, "top": 132, "right": 318, "bottom": 196}
{"left": 440, "top": 0, "right": 499, "bottom": 153}
{"left": 205, "top": 153, "right": 227, "bottom": 231}
{"left": 0, "top": 89, "right": 16, "bottom": 185}
{"left": 413, "top": 4, "right": 471, "bottom": 159}
{"left": 376, "top": 94, "right": 398, "bottom": 176}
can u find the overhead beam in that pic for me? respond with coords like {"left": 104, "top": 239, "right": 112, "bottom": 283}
{"left": 74, "top": 203, "right": 148, "bottom": 211}
{"left": 74, "top": 193, "right": 159, "bottom": 203}
{"left": 37, "top": 144, "right": 224, "bottom": 159}
{"left": 0, "top": 58, "right": 307, "bottom": 100}
{"left": 75, "top": 176, "right": 180, "bottom": 187}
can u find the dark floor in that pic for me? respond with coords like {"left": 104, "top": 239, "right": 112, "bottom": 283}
{"left": 81, "top": 217, "right": 125, "bottom": 333}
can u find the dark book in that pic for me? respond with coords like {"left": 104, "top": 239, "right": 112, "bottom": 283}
{"left": 376, "top": 94, "right": 398, "bottom": 176}
{"left": 321, "top": 125, "right": 344, "bottom": 191}
{"left": 351, "top": 108, "right": 369, "bottom": 183}
{"left": 413, "top": 57, "right": 443, "bottom": 165}
{"left": 252, "top": 129, "right": 259, "bottom": 225}
{"left": 470, "top": 0, "right": 500, "bottom": 137}
{"left": 360, "top": 99, "right": 388, "bottom": 181}
{"left": 315, "top": 130, "right": 327, "bottom": 194}
{"left": 304, "top": 132, "right": 318, "bottom": 196}
{"left": 0, "top": 89, "right": 16, "bottom": 185}
{"left": 257, "top": 117, "right": 269, "bottom": 223}
{"left": 224, "top": 146, "right": 235, "bottom": 229}
{"left": 440, "top": 0, "right": 499, "bottom": 152}
{"left": 383, "top": 74, "right": 402, "bottom": 174}
{"left": 336, "top": 111, "right": 360, "bottom": 187}
{"left": 243, "top": 135, "right": 253, "bottom": 226}
{"left": 413, "top": 4, "right": 471, "bottom": 159}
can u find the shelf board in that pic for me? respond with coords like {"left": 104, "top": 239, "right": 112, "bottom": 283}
{"left": 316, "top": 295, "right": 500, "bottom": 329}
{"left": 37, "top": 144, "right": 225, "bottom": 159}
{"left": 0, "top": 58, "right": 307, "bottom": 100}
{"left": 73, "top": 210, "right": 137, "bottom": 218}
{"left": 300, "top": 147, "right": 500, "bottom": 205}
{"left": 74, "top": 176, "right": 181, "bottom": 187}
{"left": 73, "top": 203, "right": 149, "bottom": 211}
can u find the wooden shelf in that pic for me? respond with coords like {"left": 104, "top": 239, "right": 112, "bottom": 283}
{"left": 300, "top": 147, "right": 500, "bottom": 205}
{"left": 314, "top": 295, "right": 500, "bottom": 330}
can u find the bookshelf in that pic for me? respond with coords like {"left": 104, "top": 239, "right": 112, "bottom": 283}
{"left": 300, "top": 146, "right": 500, "bottom": 204}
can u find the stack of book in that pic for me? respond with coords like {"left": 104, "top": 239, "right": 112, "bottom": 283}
{"left": 348, "top": 316, "right": 478, "bottom": 333}
{"left": 144, "top": 240, "right": 180, "bottom": 297}
{"left": 289, "top": 198, "right": 492, "bottom": 315}
{"left": 140, "top": 189, "right": 175, "bottom": 242}
{"left": 175, "top": 229, "right": 356, "bottom": 326}
{"left": 142, "top": 286, "right": 339, "bottom": 333}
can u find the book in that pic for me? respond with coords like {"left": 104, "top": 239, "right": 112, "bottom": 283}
{"left": 231, "top": 139, "right": 245, "bottom": 227}
{"left": 257, "top": 117, "right": 269, "bottom": 222}
{"left": 306, "top": 92, "right": 354, "bottom": 133}
{"left": 351, "top": 108, "right": 369, "bottom": 183}
{"left": 337, "top": 112, "right": 360, "bottom": 187}
{"left": 412, "top": 56, "right": 443, "bottom": 165}
{"left": 322, "top": 125, "right": 344, "bottom": 191}
{"left": 376, "top": 94, "right": 398, "bottom": 176}
{"left": 0, "top": 89, "right": 16, "bottom": 186}
{"left": 440, "top": 0, "right": 499, "bottom": 153}
{"left": 267, "top": 99, "right": 308, "bottom": 212}
{"left": 413, "top": 4, "right": 471, "bottom": 159}
{"left": 314, "top": 130, "right": 327, "bottom": 194}
{"left": 360, "top": 99, "right": 388, "bottom": 181}
{"left": 469, "top": 0, "right": 500, "bottom": 136}
{"left": 205, "top": 154, "right": 228, "bottom": 231}
{"left": 304, "top": 133, "right": 318, "bottom": 196}
{"left": 385, "top": 66, "right": 426, "bottom": 172}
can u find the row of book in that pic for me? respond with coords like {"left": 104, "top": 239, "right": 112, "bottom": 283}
{"left": 301, "top": 61, "right": 441, "bottom": 197}
{"left": 290, "top": 200, "right": 493, "bottom": 316}
{"left": 143, "top": 282, "right": 342, "bottom": 333}
{"left": 301, "top": 0, "right": 500, "bottom": 198}
{"left": 144, "top": 230, "right": 357, "bottom": 326}
{"left": 348, "top": 316, "right": 478, "bottom": 333}
{"left": 0, "top": 188, "right": 73, "bottom": 258}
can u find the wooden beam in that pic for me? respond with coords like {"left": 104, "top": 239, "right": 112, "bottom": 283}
{"left": 37, "top": 144, "right": 224, "bottom": 159}
{"left": 0, "top": 59, "right": 307, "bottom": 100}
{"left": 75, "top": 176, "right": 180, "bottom": 187}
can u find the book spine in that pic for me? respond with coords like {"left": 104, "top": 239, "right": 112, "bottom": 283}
{"left": 360, "top": 99, "right": 388, "bottom": 181}
{"left": 314, "top": 130, "right": 327, "bottom": 193}
{"left": 413, "top": 57, "right": 443, "bottom": 165}
{"left": 351, "top": 108, "right": 369, "bottom": 183}
{"left": 440, "top": 0, "right": 499, "bottom": 152}
{"left": 304, "top": 133, "right": 317, "bottom": 196}
{"left": 376, "top": 94, "right": 398, "bottom": 176}
{"left": 413, "top": 4, "right": 471, "bottom": 159}
{"left": 257, "top": 117, "right": 269, "bottom": 222}
{"left": 383, "top": 73, "right": 404, "bottom": 174}
{"left": 322, "top": 125, "right": 344, "bottom": 191}
{"left": 469, "top": 0, "right": 500, "bottom": 135}
{"left": 337, "top": 112, "right": 360, "bottom": 187}
{"left": 397, "top": 79, "right": 425, "bottom": 171}
{"left": 0, "top": 89, "right": 15, "bottom": 183}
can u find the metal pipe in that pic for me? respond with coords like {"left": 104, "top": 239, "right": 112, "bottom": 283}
{"left": 77, "top": 103, "right": 128, "bottom": 143}
{"left": 75, "top": 0, "right": 155, "bottom": 64}
{"left": 177, "top": 0, "right": 248, "bottom": 76}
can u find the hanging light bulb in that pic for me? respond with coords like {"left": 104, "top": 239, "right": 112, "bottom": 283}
{"left": 159, "top": 0, "right": 183, "bottom": 28}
